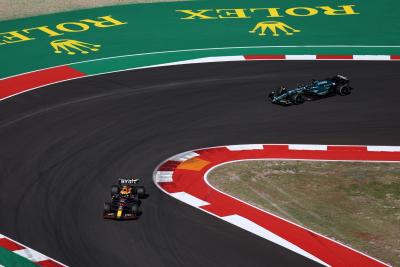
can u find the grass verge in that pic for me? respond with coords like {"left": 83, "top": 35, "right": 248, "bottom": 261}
{"left": 208, "top": 160, "right": 400, "bottom": 266}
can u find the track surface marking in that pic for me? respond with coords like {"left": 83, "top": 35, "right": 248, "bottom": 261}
{"left": 0, "top": 61, "right": 399, "bottom": 266}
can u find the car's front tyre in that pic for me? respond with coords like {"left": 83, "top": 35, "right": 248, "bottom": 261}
{"left": 130, "top": 204, "right": 139, "bottom": 215}
{"left": 135, "top": 186, "right": 146, "bottom": 198}
{"left": 291, "top": 94, "right": 304, "bottom": 105}
{"left": 104, "top": 202, "right": 112, "bottom": 213}
{"left": 110, "top": 185, "right": 119, "bottom": 196}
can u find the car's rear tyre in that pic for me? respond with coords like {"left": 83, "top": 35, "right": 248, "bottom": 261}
{"left": 337, "top": 85, "right": 351, "bottom": 96}
{"left": 291, "top": 94, "right": 304, "bottom": 105}
{"left": 104, "top": 202, "right": 112, "bottom": 213}
{"left": 268, "top": 92, "right": 275, "bottom": 101}
{"left": 135, "top": 186, "right": 146, "bottom": 198}
{"left": 110, "top": 185, "right": 119, "bottom": 196}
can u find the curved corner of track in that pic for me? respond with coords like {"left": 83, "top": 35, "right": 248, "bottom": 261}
{"left": 2, "top": 57, "right": 400, "bottom": 267}
{"left": 153, "top": 144, "right": 399, "bottom": 267}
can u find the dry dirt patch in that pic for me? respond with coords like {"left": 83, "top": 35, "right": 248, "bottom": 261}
{"left": 0, "top": 0, "right": 185, "bottom": 21}
{"left": 208, "top": 160, "right": 400, "bottom": 266}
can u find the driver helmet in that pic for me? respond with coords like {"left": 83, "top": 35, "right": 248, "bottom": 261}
{"left": 120, "top": 186, "right": 131, "bottom": 197}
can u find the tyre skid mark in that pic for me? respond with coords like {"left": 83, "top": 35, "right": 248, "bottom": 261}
{"left": 1, "top": 55, "right": 399, "bottom": 266}
{"left": 1, "top": 54, "right": 399, "bottom": 101}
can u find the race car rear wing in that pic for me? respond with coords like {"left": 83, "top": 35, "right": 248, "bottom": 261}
{"left": 118, "top": 178, "right": 139, "bottom": 185}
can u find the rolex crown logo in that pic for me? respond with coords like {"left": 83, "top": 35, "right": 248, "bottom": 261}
{"left": 249, "top": 21, "right": 300, "bottom": 37}
{"left": 50, "top": 39, "right": 101, "bottom": 55}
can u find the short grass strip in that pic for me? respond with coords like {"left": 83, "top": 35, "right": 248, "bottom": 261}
{"left": 208, "top": 160, "right": 400, "bottom": 266}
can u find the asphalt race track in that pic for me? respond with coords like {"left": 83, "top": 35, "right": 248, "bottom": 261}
{"left": 0, "top": 61, "right": 399, "bottom": 267}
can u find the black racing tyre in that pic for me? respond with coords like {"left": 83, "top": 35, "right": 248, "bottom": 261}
{"left": 104, "top": 202, "right": 111, "bottom": 213}
{"left": 132, "top": 194, "right": 141, "bottom": 204}
{"left": 130, "top": 204, "right": 139, "bottom": 215}
{"left": 268, "top": 92, "right": 275, "bottom": 101}
{"left": 337, "top": 85, "right": 351, "bottom": 96}
{"left": 135, "top": 186, "right": 146, "bottom": 198}
{"left": 110, "top": 185, "right": 119, "bottom": 196}
{"left": 292, "top": 94, "right": 304, "bottom": 105}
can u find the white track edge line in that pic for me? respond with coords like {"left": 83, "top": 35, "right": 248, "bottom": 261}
{"left": 203, "top": 160, "right": 392, "bottom": 267}
{"left": 1, "top": 55, "right": 399, "bottom": 102}
{"left": 152, "top": 144, "right": 398, "bottom": 267}
{"left": 0, "top": 234, "right": 67, "bottom": 266}
{"left": 221, "top": 214, "right": 330, "bottom": 266}
{"left": 1, "top": 45, "right": 399, "bottom": 80}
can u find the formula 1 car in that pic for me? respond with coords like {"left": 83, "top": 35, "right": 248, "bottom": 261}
{"left": 103, "top": 178, "right": 147, "bottom": 220}
{"left": 268, "top": 75, "right": 352, "bottom": 105}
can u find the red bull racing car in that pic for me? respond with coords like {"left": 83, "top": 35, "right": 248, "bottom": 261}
{"left": 103, "top": 178, "right": 147, "bottom": 220}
